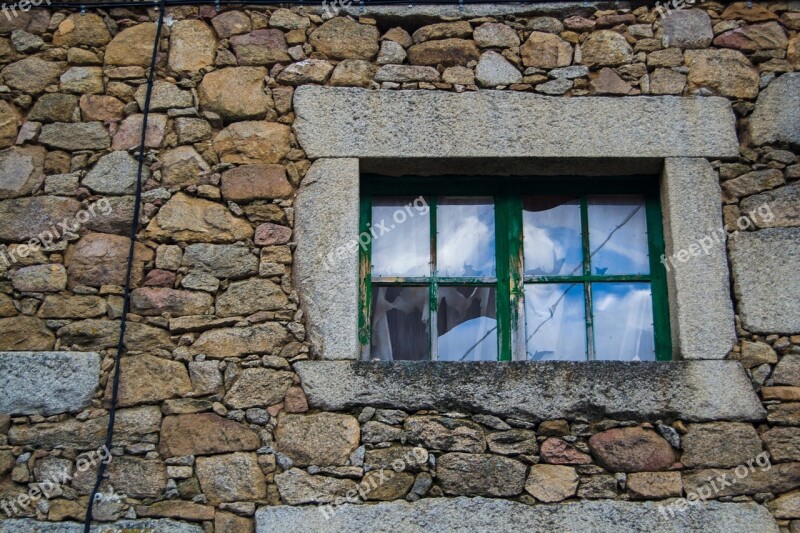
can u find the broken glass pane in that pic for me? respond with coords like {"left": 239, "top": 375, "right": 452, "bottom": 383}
{"left": 523, "top": 196, "right": 583, "bottom": 276}
{"left": 437, "top": 286, "right": 497, "bottom": 361}
{"left": 592, "top": 282, "right": 655, "bottom": 361}
{"left": 437, "top": 197, "right": 496, "bottom": 277}
{"left": 524, "top": 283, "right": 586, "bottom": 361}
{"left": 588, "top": 195, "right": 649, "bottom": 275}
{"left": 370, "top": 286, "right": 429, "bottom": 361}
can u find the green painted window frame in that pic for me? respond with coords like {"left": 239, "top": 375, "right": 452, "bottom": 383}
{"left": 359, "top": 175, "right": 672, "bottom": 362}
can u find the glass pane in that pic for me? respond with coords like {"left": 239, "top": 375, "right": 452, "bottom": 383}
{"left": 592, "top": 282, "right": 655, "bottom": 361}
{"left": 523, "top": 196, "right": 583, "bottom": 276}
{"left": 371, "top": 197, "right": 431, "bottom": 278}
{"left": 525, "top": 283, "right": 587, "bottom": 361}
{"left": 370, "top": 286, "right": 429, "bottom": 361}
{"left": 437, "top": 286, "right": 497, "bottom": 361}
{"left": 437, "top": 197, "right": 496, "bottom": 277}
{"left": 588, "top": 195, "right": 649, "bottom": 275}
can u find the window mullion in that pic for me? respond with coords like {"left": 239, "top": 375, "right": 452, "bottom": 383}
{"left": 580, "top": 195, "right": 595, "bottom": 361}
{"left": 645, "top": 193, "right": 673, "bottom": 361}
{"left": 358, "top": 194, "right": 372, "bottom": 360}
{"left": 429, "top": 195, "right": 438, "bottom": 361}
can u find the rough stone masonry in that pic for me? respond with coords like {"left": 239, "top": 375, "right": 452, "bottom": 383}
{"left": 0, "top": 1, "right": 798, "bottom": 532}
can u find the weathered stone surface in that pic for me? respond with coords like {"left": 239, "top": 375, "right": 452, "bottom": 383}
{"left": 108, "top": 354, "right": 191, "bottom": 407}
{"left": 295, "top": 361, "right": 765, "bottom": 422}
{"left": 714, "top": 22, "right": 788, "bottom": 52}
{"left": 437, "top": 453, "right": 526, "bottom": 497}
{"left": 540, "top": 437, "right": 592, "bottom": 465}
{"left": 65, "top": 233, "right": 153, "bottom": 288}
{"left": 112, "top": 113, "right": 167, "bottom": 150}
{"left": 196, "top": 452, "right": 266, "bottom": 505}
{"left": 275, "top": 413, "right": 359, "bottom": 467}
{"left": 686, "top": 49, "right": 758, "bottom": 99}
{"left": 136, "top": 501, "right": 215, "bottom": 522}
{"left": 408, "top": 38, "right": 480, "bottom": 67}
{"left": 182, "top": 244, "right": 258, "bottom": 279}
{"left": 377, "top": 40, "right": 406, "bottom": 66}
{"left": 216, "top": 512, "right": 253, "bottom": 533}
{"left": 59, "top": 66, "right": 103, "bottom": 94}
{"left": 293, "top": 87, "right": 738, "bottom": 159}
{"left": 363, "top": 470, "right": 415, "bottom": 501}
{"left": 0, "top": 145, "right": 44, "bottom": 199}
{"left": 159, "top": 146, "right": 210, "bottom": 187}
{"left": 52, "top": 13, "right": 111, "bottom": 47}
{"left": 28, "top": 94, "right": 77, "bottom": 123}
{"left": 83, "top": 150, "right": 148, "bottom": 195}
{"left": 730, "top": 228, "right": 800, "bottom": 334}
{"left": 224, "top": 367, "right": 294, "bottom": 409}
{"left": 734, "top": 340, "right": 778, "bottom": 369}
{"left": 683, "top": 462, "right": 800, "bottom": 497}
{"left": 662, "top": 9, "right": 713, "bottom": 49}
{"left": 681, "top": 422, "right": 762, "bottom": 468}
{"left": 774, "top": 354, "right": 800, "bottom": 387}
{"left": 2, "top": 57, "right": 65, "bottom": 94}
{"left": 412, "top": 21, "right": 472, "bottom": 43}
{"left": 310, "top": 18, "right": 379, "bottom": 60}
{"left": 404, "top": 416, "right": 485, "bottom": 452}
{"left": 104, "top": 23, "right": 157, "bottom": 66}
{"left": 763, "top": 427, "right": 800, "bottom": 462}
{"left": 190, "top": 322, "right": 288, "bottom": 358}
{"left": 0, "top": 519, "right": 202, "bottom": 532}
{"left": 144, "top": 192, "right": 252, "bottom": 243}
{"left": 79, "top": 94, "right": 125, "bottom": 122}
{"left": 254, "top": 223, "right": 291, "bottom": 246}
{"left": 39, "top": 122, "right": 109, "bottom": 151}
{"left": 769, "top": 490, "right": 800, "bottom": 519}
{"left": 135, "top": 80, "right": 192, "bottom": 112}
{"left": 277, "top": 59, "right": 334, "bottom": 85}
{"left": 198, "top": 67, "right": 272, "bottom": 122}
{"left": 269, "top": 8, "right": 309, "bottom": 31}
{"left": 628, "top": 471, "right": 683, "bottom": 500}
{"left": 581, "top": 30, "right": 633, "bottom": 67}
{"left": 219, "top": 164, "right": 292, "bottom": 202}
{"left": 11, "top": 264, "right": 66, "bottom": 292}
{"left": 0, "top": 316, "right": 52, "bottom": 350}
{"left": 374, "top": 65, "right": 439, "bottom": 83}
{"left": 749, "top": 73, "right": 800, "bottom": 148}
{"left": 722, "top": 2, "right": 778, "bottom": 22}
{"left": 256, "top": 498, "right": 778, "bottom": 532}
{"left": 57, "top": 319, "right": 172, "bottom": 351}
{"left": 590, "top": 67, "right": 632, "bottom": 95}
{"left": 231, "top": 30, "right": 290, "bottom": 65}
{"left": 520, "top": 31, "right": 572, "bottom": 68}
{"left": 168, "top": 20, "right": 217, "bottom": 74}
{"left": 160, "top": 413, "right": 259, "bottom": 457}
{"left": 722, "top": 169, "right": 784, "bottom": 199}
{"left": 130, "top": 287, "right": 213, "bottom": 317}
{"left": 649, "top": 68, "right": 686, "bottom": 95}
{"left": 589, "top": 427, "right": 676, "bottom": 472}
{"left": 741, "top": 182, "right": 800, "bottom": 229}
{"left": 0, "top": 351, "right": 98, "bottom": 416}
{"left": 0, "top": 101, "right": 17, "bottom": 148}
{"left": 103, "top": 457, "right": 166, "bottom": 500}
{"left": 475, "top": 51, "right": 522, "bottom": 87}
{"left": 38, "top": 294, "right": 106, "bottom": 319}
{"left": 0, "top": 195, "right": 80, "bottom": 241}
{"left": 330, "top": 59, "right": 378, "bottom": 87}
{"left": 364, "top": 446, "right": 428, "bottom": 472}
{"left": 213, "top": 121, "right": 292, "bottom": 164}
{"left": 215, "top": 278, "right": 287, "bottom": 317}
{"left": 275, "top": 468, "right": 358, "bottom": 505}
{"left": 525, "top": 464, "right": 578, "bottom": 502}
{"left": 211, "top": 10, "right": 252, "bottom": 38}
{"left": 474, "top": 22, "right": 519, "bottom": 48}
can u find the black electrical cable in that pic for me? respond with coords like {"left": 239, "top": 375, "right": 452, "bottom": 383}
{"left": 82, "top": 0, "right": 166, "bottom": 530}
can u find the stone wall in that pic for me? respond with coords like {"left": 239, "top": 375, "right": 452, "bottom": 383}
{"left": 0, "top": 2, "right": 798, "bottom": 531}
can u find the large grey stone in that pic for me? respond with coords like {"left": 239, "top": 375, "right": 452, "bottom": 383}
{"left": 740, "top": 182, "right": 800, "bottom": 229}
{"left": 295, "top": 360, "right": 765, "bottom": 422}
{"left": 82, "top": 150, "right": 149, "bottom": 195}
{"left": 0, "top": 519, "right": 203, "bottom": 532}
{"left": 38, "top": 122, "right": 110, "bottom": 151}
{"left": 730, "top": 228, "right": 800, "bottom": 334}
{"left": 294, "top": 159, "right": 359, "bottom": 360}
{"left": 255, "top": 497, "right": 778, "bottom": 532}
{"left": 661, "top": 158, "right": 736, "bottom": 359}
{"left": 293, "top": 87, "right": 738, "bottom": 159}
{"left": 661, "top": 9, "right": 714, "bottom": 49}
{"left": 749, "top": 73, "right": 800, "bottom": 148}
{"left": 0, "top": 351, "right": 99, "bottom": 416}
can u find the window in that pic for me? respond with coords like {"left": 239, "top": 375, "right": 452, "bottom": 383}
{"left": 359, "top": 176, "right": 671, "bottom": 363}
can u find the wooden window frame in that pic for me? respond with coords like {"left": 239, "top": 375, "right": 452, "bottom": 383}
{"left": 359, "top": 175, "right": 672, "bottom": 362}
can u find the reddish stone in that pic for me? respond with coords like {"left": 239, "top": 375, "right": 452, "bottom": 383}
{"left": 588, "top": 426, "right": 676, "bottom": 473}
{"left": 65, "top": 233, "right": 153, "bottom": 288}
{"left": 220, "top": 164, "right": 293, "bottom": 202}
{"left": 713, "top": 22, "right": 788, "bottom": 52}
{"left": 596, "top": 14, "right": 636, "bottom": 28}
{"left": 267, "top": 404, "right": 283, "bottom": 417}
{"left": 284, "top": 386, "right": 308, "bottom": 413}
{"left": 130, "top": 287, "right": 213, "bottom": 317}
{"left": 143, "top": 269, "right": 176, "bottom": 287}
{"left": 539, "top": 438, "right": 592, "bottom": 465}
{"left": 254, "top": 223, "right": 292, "bottom": 246}
{"left": 564, "top": 16, "right": 595, "bottom": 32}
